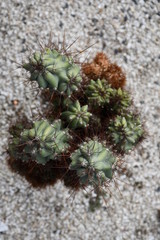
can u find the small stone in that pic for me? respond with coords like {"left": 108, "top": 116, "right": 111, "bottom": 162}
{"left": 0, "top": 222, "right": 8, "bottom": 233}
{"left": 155, "top": 186, "right": 160, "bottom": 192}
{"left": 157, "top": 209, "right": 160, "bottom": 222}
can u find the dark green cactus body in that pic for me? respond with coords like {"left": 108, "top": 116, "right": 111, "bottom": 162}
{"left": 85, "top": 79, "right": 114, "bottom": 107}
{"left": 9, "top": 120, "right": 71, "bottom": 165}
{"left": 61, "top": 100, "right": 92, "bottom": 129}
{"left": 108, "top": 114, "right": 144, "bottom": 152}
{"left": 111, "top": 88, "right": 131, "bottom": 112}
{"left": 70, "top": 140, "right": 117, "bottom": 186}
{"left": 23, "top": 48, "right": 82, "bottom": 96}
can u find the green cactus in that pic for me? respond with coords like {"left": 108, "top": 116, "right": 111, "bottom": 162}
{"left": 9, "top": 119, "right": 71, "bottom": 165}
{"left": 108, "top": 114, "right": 144, "bottom": 152}
{"left": 23, "top": 48, "right": 82, "bottom": 96}
{"left": 85, "top": 79, "right": 114, "bottom": 107}
{"left": 61, "top": 100, "right": 92, "bottom": 129}
{"left": 111, "top": 88, "right": 131, "bottom": 112}
{"left": 70, "top": 140, "right": 117, "bottom": 186}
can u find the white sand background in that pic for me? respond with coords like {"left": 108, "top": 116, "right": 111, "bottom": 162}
{"left": 0, "top": 0, "right": 160, "bottom": 239}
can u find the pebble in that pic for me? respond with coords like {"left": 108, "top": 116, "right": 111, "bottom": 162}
{"left": 0, "top": 221, "right": 8, "bottom": 233}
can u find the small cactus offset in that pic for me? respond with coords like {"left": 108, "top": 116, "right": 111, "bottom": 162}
{"left": 85, "top": 79, "right": 114, "bottom": 107}
{"left": 110, "top": 88, "right": 131, "bottom": 113}
{"left": 61, "top": 100, "right": 92, "bottom": 129}
{"left": 108, "top": 114, "right": 144, "bottom": 152}
{"left": 7, "top": 38, "right": 145, "bottom": 204}
{"left": 85, "top": 80, "right": 131, "bottom": 112}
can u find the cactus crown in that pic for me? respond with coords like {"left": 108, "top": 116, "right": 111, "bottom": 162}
{"left": 108, "top": 114, "right": 144, "bottom": 152}
{"left": 70, "top": 140, "right": 116, "bottom": 185}
{"left": 23, "top": 48, "right": 82, "bottom": 96}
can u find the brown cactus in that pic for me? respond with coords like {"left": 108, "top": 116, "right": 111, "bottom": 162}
{"left": 103, "top": 63, "right": 126, "bottom": 89}
{"left": 94, "top": 52, "right": 110, "bottom": 72}
{"left": 82, "top": 62, "right": 102, "bottom": 80}
{"left": 82, "top": 52, "right": 126, "bottom": 89}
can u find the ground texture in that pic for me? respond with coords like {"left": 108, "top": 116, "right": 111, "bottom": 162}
{"left": 0, "top": 0, "right": 160, "bottom": 239}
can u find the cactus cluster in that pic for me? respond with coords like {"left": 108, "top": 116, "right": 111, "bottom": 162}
{"left": 8, "top": 41, "right": 144, "bottom": 202}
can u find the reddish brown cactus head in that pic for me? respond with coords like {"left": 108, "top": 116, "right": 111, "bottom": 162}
{"left": 103, "top": 63, "right": 126, "bottom": 89}
{"left": 82, "top": 62, "right": 102, "bottom": 80}
{"left": 82, "top": 52, "right": 126, "bottom": 89}
{"left": 94, "top": 52, "right": 110, "bottom": 71}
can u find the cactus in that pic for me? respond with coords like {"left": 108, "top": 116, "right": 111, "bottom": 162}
{"left": 85, "top": 79, "right": 114, "bottom": 107}
{"left": 111, "top": 88, "right": 131, "bottom": 112}
{"left": 94, "top": 52, "right": 110, "bottom": 70}
{"left": 82, "top": 52, "right": 126, "bottom": 89}
{"left": 9, "top": 119, "right": 71, "bottom": 165}
{"left": 108, "top": 114, "right": 144, "bottom": 152}
{"left": 7, "top": 41, "right": 145, "bottom": 203}
{"left": 23, "top": 48, "right": 82, "bottom": 96}
{"left": 70, "top": 140, "right": 117, "bottom": 186}
{"left": 103, "top": 63, "right": 126, "bottom": 89}
{"left": 61, "top": 100, "right": 92, "bottom": 129}
{"left": 82, "top": 52, "right": 110, "bottom": 81}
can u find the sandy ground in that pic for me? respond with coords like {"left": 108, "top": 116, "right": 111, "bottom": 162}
{"left": 0, "top": 0, "right": 160, "bottom": 239}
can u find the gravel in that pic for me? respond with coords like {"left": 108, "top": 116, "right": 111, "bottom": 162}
{"left": 0, "top": 0, "right": 160, "bottom": 239}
